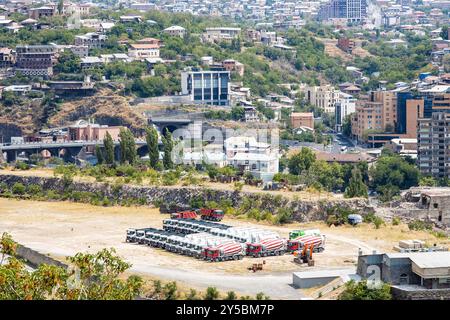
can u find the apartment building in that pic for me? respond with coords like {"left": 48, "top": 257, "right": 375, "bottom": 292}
{"left": 15, "top": 45, "right": 55, "bottom": 77}
{"left": 317, "top": 0, "right": 367, "bottom": 23}
{"left": 28, "top": 6, "right": 55, "bottom": 20}
{"left": 75, "top": 33, "right": 107, "bottom": 50}
{"left": 0, "top": 47, "right": 14, "bottom": 68}
{"left": 68, "top": 119, "right": 122, "bottom": 141}
{"left": 222, "top": 59, "right": 245, "bottom": 77}
{"left": 337, "top": 37, "right": 356, "bottom": 53}
{"left": 304, "top": 85, "right": 340, "bottom": 113}
{"left": 290, "top": 112, "right": 314, "bottom": 129}
{"left": 335, "top": 93, "right": 356, "bottom": 132}
{"left": 181, "top": 67, "right": 230, "bottom": 106}
{"left": 202, "top": 27, "right": 241, "bottom": 43}
{"left": 224, "top": 136, "right": 279, "bottom": 181}
{"left": 46, "top": 2, "right": 92, "bottom": 16}
{"left": 351, "top": 90, "right": 397, "bottom": 144}
{"left": 418, "top": 112, "right": 450, "bottom": 179}
{"left": 163, "top": 25, "right": 186, "bottom": 38}
{"left": 128, "top": 43, "right": 160, "bottom": 60}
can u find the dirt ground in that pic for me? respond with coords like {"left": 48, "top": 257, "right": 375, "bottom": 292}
{"left": 1, "top": 197, "right": 448, "bottom": 299}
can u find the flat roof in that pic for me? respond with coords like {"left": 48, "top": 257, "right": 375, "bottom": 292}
{"left": 409, "top": 252, "right": 450, "bottom": 269}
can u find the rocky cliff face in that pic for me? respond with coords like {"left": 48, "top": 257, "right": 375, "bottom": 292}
{"left": 0, "top": 174, "right": 373, "bottom": 222}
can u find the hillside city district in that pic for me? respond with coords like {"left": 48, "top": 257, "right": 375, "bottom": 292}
{"left": 1, "top": 0, "right": 450, "bottom": 301}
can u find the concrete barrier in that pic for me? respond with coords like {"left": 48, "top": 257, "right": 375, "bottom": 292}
{"left": 15, "top": 244, "right": 67, "bottom": 269}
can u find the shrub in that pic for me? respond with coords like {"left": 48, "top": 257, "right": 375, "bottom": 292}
{"left": 233, "top": 181, "right": 244, "bottom": 192}
{"left": 339, "top": 280, "right": 392, "bottom": 300}
{"left": 186, "top": 289, "right": 199, "bottom": 300}
{"left": 256, "top": 292, "right": 270, "bottom": 300}
{"left": 326, "top": 206, "right": 357, "bottom": 226}
{"left": 204, "top": 287, "right": 219, "bottom": 300}
{"left": 372, "top": 217, "right": 384, "bottom": 229}
{"left": 408, "top": 219, "right": 433, "bottom": 231}
{"left": 11, "top": 182, "right": 26, "bottom": 195}
{"left": 163, "top": 281, "right": 178, "bottom": 300}
{"left": 225, "top": 291, "right": 237, "bottom": 300}
{"left": 392, "top": 217, "right": 401, "bottom": 226}
{"left": 27, "top": 184, "right": 42, "bottom": 197}
{"left": 246, "top": 208, "right": 261, "bottom": 221}
{"left": 14, "top": 161, "right": 30, "bottom": 170}
{"left": 46, "top": 190, "right": 61, "bottom": 200}
{"left": 189, "top": 196, "right": 205, "bottom": 209}
{"left": 161, "top": 171, "right": 180, "bottom": 186}
{"left": 274, "top": 208, "right": 293, "bottom": 224}
{"left": 0, "top": 182, "right": 8, "bottom": 193}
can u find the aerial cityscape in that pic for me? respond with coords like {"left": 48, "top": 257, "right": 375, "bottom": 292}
{"left": 0, "top": 0, "right": 450, "bottom": 304}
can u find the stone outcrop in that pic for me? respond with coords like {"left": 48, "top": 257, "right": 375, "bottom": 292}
{"left": 0, "top": 174, "right": 373, "bottom": 222}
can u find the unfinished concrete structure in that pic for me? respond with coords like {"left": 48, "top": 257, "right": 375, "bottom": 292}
{"left": 398, "top": 187, "right": 450, "bottom": 228}
{"left": 357, "top": 251, "right": 450, "bottom": 299}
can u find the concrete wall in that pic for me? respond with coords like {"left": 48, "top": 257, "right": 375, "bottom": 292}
{"left": 15, "top": 244, "right": 68, "bottom": 269}
{"left": 392, "top": 286, "right": 450, "bottom": 300}
{"left": 293, "top": 274, "right": 339, "bottom": 289}
{"left": 0, "top": 174, "right": 373, "bottom": 223}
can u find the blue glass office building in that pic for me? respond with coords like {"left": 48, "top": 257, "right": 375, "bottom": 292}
{"left": 181, "top": 67, "right": 230, "bottom": 106}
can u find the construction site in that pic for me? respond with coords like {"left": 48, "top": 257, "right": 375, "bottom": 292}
{"left": 1, "top": 197, "right": 449, "bottom": 299}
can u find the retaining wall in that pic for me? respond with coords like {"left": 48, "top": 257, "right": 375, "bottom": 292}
{"left": 0, "top": 174, "right": 374, "bottom": 222}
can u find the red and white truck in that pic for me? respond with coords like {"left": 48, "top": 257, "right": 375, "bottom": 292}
{"left": 203, "top": 242, "right": 245, "bottom": 262}
{"left": 287, "top": 234, "right": 326, "bottom": 253}
{"left": 198, "top": 208, "right": 225, "bottom": 221}
{"left": 246, "top": 237, "right": 287, "bottom": 257}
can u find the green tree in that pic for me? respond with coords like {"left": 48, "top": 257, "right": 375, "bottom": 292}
{"left": 95, "top": 145, "right": 104, "bottom": 165}
{"left": 338, "top": 280, "right": 392, "bottom": 300}
{"left": 342, "top": 114, "right": 353, "bottom": 137}
{"left": 103, "top": 132, "right": 115, "bottom": 165}
{"left": 119, "top": 128, "right": 137, "bottom": 165}
{"left": 0, "top": 233, "right": 143, "bottom": 300}
{"left": 345, "top": 167, "right": 368, "bottom": 198}
{"left": 288, "top": 147, "right": 316, "bottom": 175}
{"left": 162, "top": 129, "right": 173, "bottom": 170}
{"left": 54, "top": 50, "right": 81, "bottom": 74}
{"left": 419, "top": 176, "right": 437, "bottom": 187}
{"left": 370, "top": 154, "right": 419, "bottom": 191}
{"left": 58, "top": 0, "right": 64, "bottom": 15}
{"left": 145, "top": 126, "right": 160, "bottom": 169}
{"left": 230, "top": 106, "right": 245, "bottom": 121}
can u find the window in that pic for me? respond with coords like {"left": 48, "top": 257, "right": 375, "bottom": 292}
{"left": 434, "top": 203, "right": 438, "bottom": 209}
{"left": 399, "top": 273, "right": 409, "bottom": 285}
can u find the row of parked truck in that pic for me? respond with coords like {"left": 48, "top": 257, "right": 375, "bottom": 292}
{"left": 126, "top": 218, "right": 326, "bottom": 262}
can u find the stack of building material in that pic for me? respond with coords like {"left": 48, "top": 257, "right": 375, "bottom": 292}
{"left": 394, "top": 240, "right": 426, "bottom": 252}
